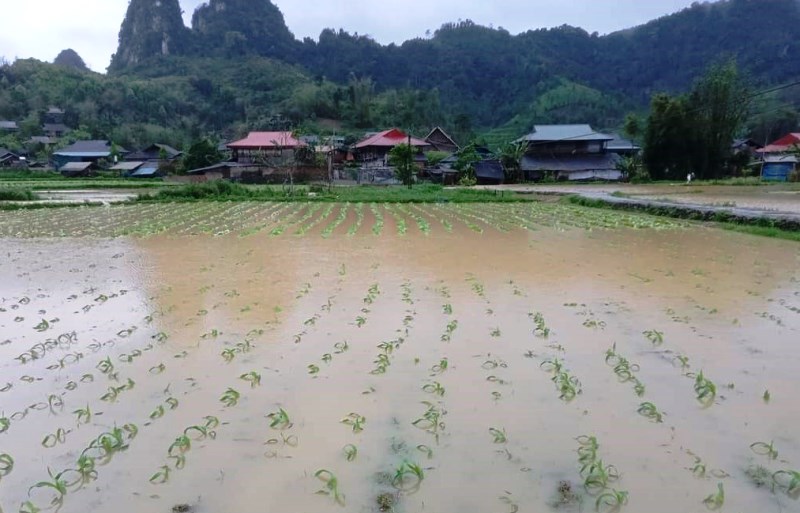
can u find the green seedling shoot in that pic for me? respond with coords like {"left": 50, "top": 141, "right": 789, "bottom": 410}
{"left": 315, "top": 469, "right": 345, "bottom": 505}
{"left": 750, "top": 441, "right": 779, "bottom": 460}
{"left": 267, "top": 408, "right": 292, "bottom": 429}
{"left": 703, "top": 483, "right": 724, "bottom": 510}
{"left": 343, "top": 444, "right": 358, "bottom": 462}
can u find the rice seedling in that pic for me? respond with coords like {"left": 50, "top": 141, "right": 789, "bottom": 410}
{"left": 240, "top": 371, "right": 262, "bottom": 388}
{"left": 442, "top": 303, "right": 453, "bottom": 315}
{"left": 150, "top": 405, "right": 166, "bottom": 420}
{"left": 265, "top": 431, "right": 298, "bottom": 448}
{"left": 1, "top": 414, "right": 10, "bottom": 433}
{"left": 430, "top": 358, "right": 449, "bottom": 375}
{"left": 490, "top": 327, "right": 502, "bottom": 337}
{"left": 315, "top": 469, "right": 345, "bottom": 505}
{"left": 750, "top": 441, "right": 778, "bottom": 460}
{"left": 42, "top": 428, "right": 69, "bottom": 448}
{"left": 489, "top": 427, "right": 508, "bottom": 444}
{"left": 637, "top": 402, "right": 664, "bottom": 423}
{"left": 763, "top": 390, "right": 771, "bottom": 403}
{"left": 703, "top": 483, "right": 724, "bottom": 510}
{"left": 422, "top": 381, "right": 446, "bottom": 397}
{"left": 595, "top": 489, "right": 629, "bottom": 512}
{"left": 412, "top": 402, "right": 446, "bottom": 441}
{"left": 0, "top": 453, "right": 13, "bottom": 477}
{"left": 693, "top": 371, "right": 717, "bottom": 405}
{"left": 308, "top": 364, "right": 320, "bottom": 375}
{"left": 370, "top": 203, "right": 384, "bottom": 235}
{"left": 343, "top": 444, "right": 358, "bottom": 462}
{"left": 334, "top": 341, "right": 349, "bottom": 353}
{"left": 267, "top": 408, "right": 292, "bottom": 430}
{"left": 643, "top": 330, "right": 664, "bottom": 345}
{"left": 220, "top": 388, "right": 241, "bottom": 407}
{"left": 341, "top": 413, "right": 366, "bottom": 433}
{"left": 772, "top": 470, "right": 800, "bottom": 496}
{"left": 392, "top": 460, "right": 425, "bottom": 491}
{"left": 530, "top": 312, "right": 551, "bottom": 338}
{"left": 19, "top": 501, "right": 40, "bottom": 513}
{"left": 355, "top": 316, "right": 367, "bottom": 327}
{"left": 322, "top": 353, "right": 333, "bottom": 363}
{"left": 66, "top": 454, "right": 98, "bottom": 486}
{"left": 29, "top": 468, "right": 68, "bottom": 505}
{"left": 150, "top": 465, "right": 172, "bottom": 484}
{"left": 166, "top": 397, "right": 179, "bottom": 409}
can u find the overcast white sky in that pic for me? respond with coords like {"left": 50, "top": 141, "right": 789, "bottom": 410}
{"left": 0, "top": 0, "right": 701, "bottom": 72}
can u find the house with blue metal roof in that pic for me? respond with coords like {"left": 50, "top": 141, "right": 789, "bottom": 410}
{"left": 516, "top": 125, "right": 622, "bottom": 182}
{"left": 52, "top": 140, "right": 128, "bottom": 171}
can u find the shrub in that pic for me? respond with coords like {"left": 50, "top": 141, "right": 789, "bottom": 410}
{"left": 0, "top": 189, "right": 38, "bottom": 201}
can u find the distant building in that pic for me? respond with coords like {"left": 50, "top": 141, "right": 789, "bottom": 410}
{"left": 354, "top": 128, "right": 430, "bottom": 169}
{"left": 42, "top": 107, "right": 69, "bottom": 138}
{"left": 59, "top": 161, "right": 96, "bottom": 177}
{"left": 437, "top": 147, "right": 504, "bottom": 185}
{"left": 0, "top": 148, "right": 23, "bottom": 168}
{"left": 0, "top": 121, "right": 19, "bottom": 133}
{"left": 228, "top": 131, "right": 305, "bottom": 164}
{"left": 606, "top": 135, "right": 642, "bottom": 157}
{"left": 516, "top": 124, "right": 622, "bottom": 181}
{"left": 125, "top": 143, "right": 183, "bottom": 162}
{"left": 53, "top": 140, "right": 128, "bottom": 170}
{"left": 757, "top": 133, "right": 800, "bottom": 182}
{"left": 425, "top": 127, "right": 459, "bottom": 153}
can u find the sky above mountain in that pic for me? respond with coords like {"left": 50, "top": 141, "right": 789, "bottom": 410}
{"left": 0, "top": 0, "right": 700, "bottom": 72}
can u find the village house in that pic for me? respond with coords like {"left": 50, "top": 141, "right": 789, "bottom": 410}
{"left": 52, "top": 140, "right": 128, "bottom": 171}
{"left": 757, "top": 133, "right": 800, "bottom": 181}
{"left": 228, "top": 131, "right": 305, "bottom": 164}
{"left": 42, "top": 107, "right": 70, "bottom": 138}
{"left": 516, "top": 124, "right": 622, "bottom": 182}
{"left": 354, "top": 129, "right": 429, "bottom": 168}
{"left": 0, "top": 148, "right": 23, "bottom": 168}
{"left": 606, "top": 134, "right": 642, "bottom": 157}
{"left": 425, "top": 127, "right": 459, "bottom": 153}
{"left": 436, "top": 146, "right": 504, "bottom": 185}
{"left": 0, "top": 120, "right": 19, "bottom": 133}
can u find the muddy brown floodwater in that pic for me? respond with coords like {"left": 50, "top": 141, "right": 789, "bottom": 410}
{"left": 1, "top": 203, "right": 799, "bottom": 513}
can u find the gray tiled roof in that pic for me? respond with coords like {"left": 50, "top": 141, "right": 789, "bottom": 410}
{"left": 516, "top": 125, "right": 614, "bottom": 143}
{"left": 55, "top": 140, "right": 128, "bottom": 156}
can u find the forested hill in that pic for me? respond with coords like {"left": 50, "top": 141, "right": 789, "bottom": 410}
{"left": 3, "top": 0, "right": 800, "bottom": 151}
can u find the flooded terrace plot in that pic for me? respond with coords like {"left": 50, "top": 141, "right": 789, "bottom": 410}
{"left": 0, "top": 202, "right": 799, "bottom": 513}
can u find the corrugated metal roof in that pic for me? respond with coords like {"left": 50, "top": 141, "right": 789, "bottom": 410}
{"left": 355, "top": 129, "right": 429, "bottom": 149}
{"left": 516, "top": 125, "right": 614, "bottom": 143}
{"left": 521, "top": 153, "right": 620, "bottom": 172}
{"left": 0, "top": 121, "right": 18, "bottom": 130}
{"left": 60, "top": 162, "right": 93, "bottom": 172}
{"left": 228, "top": 132, "right": 305, "bottom": 149}
{"left": 111, "top": 161, "right": 145, "bottom": 171}
{"left": 131, "top": 167, "right": 160, "bottom": 177}
{"left": 55, "top": 140, "right": 128, "bottom": 156}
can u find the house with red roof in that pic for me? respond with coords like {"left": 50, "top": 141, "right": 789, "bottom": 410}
{"left": 354, "top": 128, "right": 430, "bottom": 169}
{"left": 227, "top": 131, "right": 306, "bottom": 164}
{"left": 757, "top": 133, "right": 800, "bottom": 181}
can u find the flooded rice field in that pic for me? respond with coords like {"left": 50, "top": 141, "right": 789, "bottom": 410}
{"left": 1, "top": 202, "right": 799, "bottom": 513}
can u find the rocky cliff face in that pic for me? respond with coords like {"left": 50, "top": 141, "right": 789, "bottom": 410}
{"left": 191, "top": 0, "right": 297, "bottom": 59}
{"left": 108, "top": 0, "right": 191, "bottom": 72}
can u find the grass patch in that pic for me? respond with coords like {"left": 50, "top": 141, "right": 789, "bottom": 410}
{"left": 0, "top": 189, "right": 39, "bottom": 201}
{"left": 139, "top": 182, "right": 532, "bottom": 204}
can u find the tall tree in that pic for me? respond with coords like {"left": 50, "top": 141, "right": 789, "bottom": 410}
{"left": 388, "top": 143, "right": 416, "bottom": 188}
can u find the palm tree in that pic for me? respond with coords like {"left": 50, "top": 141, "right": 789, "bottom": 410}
{"left": 499, "top": 141, "right": 526, "bottom": 183}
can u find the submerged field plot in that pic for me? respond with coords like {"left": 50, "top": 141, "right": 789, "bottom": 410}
{"left": 0, "top": 202, "right": 798, "bottom": 513}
